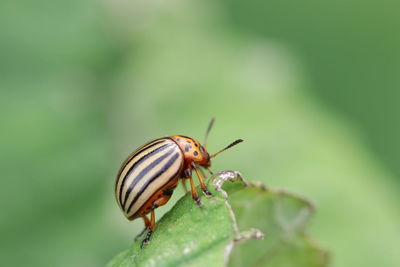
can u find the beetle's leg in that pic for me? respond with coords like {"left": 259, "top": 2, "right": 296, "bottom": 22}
{"left": 143, "top": 214, "right": 151, "bottom": 227}
{"left": 181, "top": 178, "right": 189, "bottom": 193}
{"left": 141, "top": 210, "right": 155, "bottom": 248}
{"left": 189, "top": 175, "right": 202, "bottom": 207}
{"left": 134, "top": 215, "right": 150, "bottom": 241}
{"left": 192, "top": 163, "right": 213, "bottom": 197}
{"left": 199, "top": 167, "right": 214, "bottom": 194}
{"left": 199, "top": 168, "right": 207, "bottom": 181}
{"left": 184, "top": 168, "right": 202, "bottom": 206}
{"left": 149, "top": 209, "right": 155, "bottom": 231}
{"left": 205, "top": 167, "right": 214, "bottom": 175}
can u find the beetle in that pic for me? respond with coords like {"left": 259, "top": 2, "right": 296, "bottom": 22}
{"left": 115, "top": 118, "right": 243, "bottom": 247}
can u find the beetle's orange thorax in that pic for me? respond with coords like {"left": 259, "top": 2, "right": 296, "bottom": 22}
{"left": 170, "top": 135, "right": 210, "bottom": 167}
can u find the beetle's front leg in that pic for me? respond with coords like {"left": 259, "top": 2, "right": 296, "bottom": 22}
{"left": 191, "top": 162, "right": 213, "bottom": 197}
{"left": 184, "top": 168, "right": 202, "bottom": 207}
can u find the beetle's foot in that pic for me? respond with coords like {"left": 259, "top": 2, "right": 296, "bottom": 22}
{"left": 134, "top": 227, "right": 148, "bottom": 242}
{"left": 194, "top": 197, "right": 203, "bottom": 207}
{"left": 202, "top": 188, "right": 213, "bottom": 197}
{"left": 140, "top": 230, "right": 153, "bottom": 248}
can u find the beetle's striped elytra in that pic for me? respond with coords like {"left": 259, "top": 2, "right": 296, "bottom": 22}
{"left": 115, "top": 118, "right": 243, "bottom": 247}
{"left": 115, "top": 138, "right": 183, "bottom": 219}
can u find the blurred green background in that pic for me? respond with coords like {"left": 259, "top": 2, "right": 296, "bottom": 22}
{"left": 1, "top": 0, "right": 399, "bottom": 266}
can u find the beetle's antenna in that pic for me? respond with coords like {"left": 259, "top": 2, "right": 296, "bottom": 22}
{"left": 203, "top": 117, "right": 215, "bottom": 148}
{"left": 210, "top": 139, "right": 243, "bottom": 158}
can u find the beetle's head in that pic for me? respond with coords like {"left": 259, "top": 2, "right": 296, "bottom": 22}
{"left": 198, "top": 144, "right": 211, "bottom": 168}
{"left": 172, "top": 118, "right": 243, "bottom": 173}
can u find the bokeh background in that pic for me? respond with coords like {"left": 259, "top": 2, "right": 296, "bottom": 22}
{"left": 1, "top": 0, "right": 399, "bottom": 266}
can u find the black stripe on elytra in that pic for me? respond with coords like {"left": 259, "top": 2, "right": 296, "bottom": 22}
{"left": 119, "top": 141, "right": 171, "bottom": 205}
{"left": 126, "top": 152, "right": 180, "bottom": 214}
{"left": 128, "top": 161, "right": 183, "bottom": 220}
{"left": 116, "top": 139, "right": 166, "bottom": 197}
{"left": 123, "top": 148, "right": 175, "bottom": 209}
{"left": 117, "top": 139, "right": 166, "bottom": 179}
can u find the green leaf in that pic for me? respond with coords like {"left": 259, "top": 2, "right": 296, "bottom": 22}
{"left": 107, "top": 171, "right": 328, "bottom": 267}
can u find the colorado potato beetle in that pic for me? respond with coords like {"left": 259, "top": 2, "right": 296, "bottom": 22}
{"left": 115, "top": 118, "right": 243, "bottom": 247}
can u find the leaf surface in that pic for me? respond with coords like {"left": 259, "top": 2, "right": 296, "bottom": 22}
{"left": 107, "top": 172, "right": 328, "bottom": 267}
